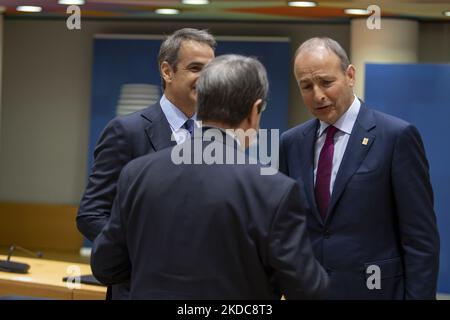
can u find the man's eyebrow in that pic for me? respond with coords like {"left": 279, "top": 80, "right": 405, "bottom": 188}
{"left": 299, "top": 75, "right": 335, "bottom": 82}
{"left": 313, "top": 74, "right": 335, "bottom": 80}
{"left": 185, "top": 62, "right": 205, "bottom": 68}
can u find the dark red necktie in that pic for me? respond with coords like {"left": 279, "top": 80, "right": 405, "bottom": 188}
{"left": 315, "top": 125, "right": 338, "bottom": 219}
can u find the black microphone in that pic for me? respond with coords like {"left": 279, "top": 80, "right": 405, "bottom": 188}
{"left": 0, "top": 245, "right": 43, "bottom": 274}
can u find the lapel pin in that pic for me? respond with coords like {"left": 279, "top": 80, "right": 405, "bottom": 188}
{"left": 362, "top": 138, "right": 369, "bottom": 145}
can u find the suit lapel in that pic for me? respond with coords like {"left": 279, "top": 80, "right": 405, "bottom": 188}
{"left": 298, "top": 120, "right": 324, "bottom": 225}
{"left": 325, "top": 104, "right": 376, "bottom": 224}
{"left": 141, "top": 103, "right": 176, "bottom": 151}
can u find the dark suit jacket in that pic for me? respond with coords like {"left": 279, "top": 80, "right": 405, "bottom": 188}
{"left": 280, "top": 103, "right": 440, "bottom": 299}
{"left": 77, "top": 103, "right": 175, "bottom": 298}
{"left": 91, "top": 131, "right": 329, "bottom": 299}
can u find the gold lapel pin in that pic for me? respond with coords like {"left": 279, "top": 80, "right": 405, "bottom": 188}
{"left": 362, "top": 138, "right": 369, "bottom": 145}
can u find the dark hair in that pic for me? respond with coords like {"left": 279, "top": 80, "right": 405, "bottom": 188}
{"left": 158, "top": 28, "right": 216, "bottom": 89}
{"left": 197, "top": 54, "right": 268, "bottom": 127}
{"left": 295, "top": 37, "right": 350, "bottom": 72}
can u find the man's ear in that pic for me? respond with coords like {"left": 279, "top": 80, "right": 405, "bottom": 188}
{"left": 247, "top": 99, "right": 263, "bottom": 130}
{"left": 161, "top": 61, "right": 173, "bottom": 84}
{"left": 346, "top": 64, "right": 356, "bottom": 88}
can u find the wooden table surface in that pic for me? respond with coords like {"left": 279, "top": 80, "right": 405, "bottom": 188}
{"left": 0, "top": 255, "right": 106, "bottom": 300}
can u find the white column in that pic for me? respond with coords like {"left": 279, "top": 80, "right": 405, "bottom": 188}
{"left": 350, "top": 18, "right": 418, "bottom": 99}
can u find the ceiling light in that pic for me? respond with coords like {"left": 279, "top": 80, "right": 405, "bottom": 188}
{"left": 288, "top": 1, "right": 317, "bottom": 7}
{"left": 16, "top": 6, "right": 42, "bottom": 13}
{"left": 344, "top": 8, "right": 370, "bottom": 15}
{"left": 182, "top": 0, "right": 210, "bottom": 5}
{"left": 58, "top": 0, "right": 85, "bottom": 5}
{"left": 443, "top": 10, "right": 450, "bottom": 17}
{"left": 155, "top": 8, "right": 180, "bottom": 15}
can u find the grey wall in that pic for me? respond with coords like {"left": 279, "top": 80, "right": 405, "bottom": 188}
{"left": 419, "top": 22, "right": 450, "bottom": 63}
{"left": 0, "top": 18, "right": 448, "bottom": 204}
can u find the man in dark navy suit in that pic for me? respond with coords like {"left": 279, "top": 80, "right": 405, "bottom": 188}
{"left": 91, "top": 54, "right": 329, "bottom": 299}
{"left": 280, "top": 37, "right": 440, "bottom": 299}
{"left": 77, "top": 28, "right": 216, "bottom": 298}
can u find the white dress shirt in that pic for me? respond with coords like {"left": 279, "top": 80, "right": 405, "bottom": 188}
{"left": 314, "top": 95, "right": 361, "bottom": 195}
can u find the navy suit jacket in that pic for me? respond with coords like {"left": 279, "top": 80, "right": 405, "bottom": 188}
{"left": 91, "top": 132, "right": 329, "bottom": 299}
{"left": 77, "top": 103, "right": 175, "bottom": 298}
{"left": 77, "top": 102, "right": 175, "bottom": 241}
{"left": 280, "top": 103, "right": 440, "bottom": 299}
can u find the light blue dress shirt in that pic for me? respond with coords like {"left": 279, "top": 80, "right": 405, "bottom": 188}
{"left": 160, "top": 95, "right": 199, "bottom": 144}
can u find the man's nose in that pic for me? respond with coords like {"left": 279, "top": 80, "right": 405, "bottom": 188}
{"left": 313, "top": 85, "right": 326, "bottom": 104}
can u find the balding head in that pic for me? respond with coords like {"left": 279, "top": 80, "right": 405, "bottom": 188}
{"left": 295, "top": 37, "right": 350, "bottom": 73}
{"left": 293, "top": 37, "right": 356, "bottom": 125}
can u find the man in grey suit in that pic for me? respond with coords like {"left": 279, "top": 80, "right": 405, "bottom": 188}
{"left": 91, "top": 54, "right": 329, "bottom": 299}
{"left": 280, "top": 37, "right": 440, "bottom": 299}
{"left": 77, "top": 28, "right": 216, "bottom": 298}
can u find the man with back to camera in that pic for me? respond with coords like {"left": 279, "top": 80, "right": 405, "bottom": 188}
{"left": 77, "top": 28, "right": 216, "bottom": 299}
{"left": 90, "top": 54, "right": 329, "bottom": 299}
{"left": 280, "top": 37, "right": 440, "bottom": 299}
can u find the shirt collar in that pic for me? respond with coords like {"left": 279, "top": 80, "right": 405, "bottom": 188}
{"left": 223, "top": 129, "right": 242, "bottom": 147}
{"left": 317, "top": 95, "right": 361, "bottom": 137}
{"left": 200, "top": 125, "right": 242, "bottom": 148}
{"left": 160, "top": 94, "right": 198, "bottom": 131}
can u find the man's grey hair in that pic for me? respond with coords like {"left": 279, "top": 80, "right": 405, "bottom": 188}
{"left": 197, "top": 54, "right": 269, "bottom": 127}
{"left": 295, "top": 37, "right": 350, "bottom": 72}
{"left": 158, "top": 28, "right": 216, "bottom": 89}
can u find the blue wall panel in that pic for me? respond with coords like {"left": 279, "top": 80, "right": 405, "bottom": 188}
{"left": 365, "top": 63, "right": 450, "bottom": 294}
{"left": 89, "top": 36, "right": 290, "bottom": 171}
{"left": 85, "top": 36, "right": 290, "bottom": 247}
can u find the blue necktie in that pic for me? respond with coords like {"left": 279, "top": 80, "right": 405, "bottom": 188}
{"left": 184, "top": 119, "right": 195, "bottom": 136}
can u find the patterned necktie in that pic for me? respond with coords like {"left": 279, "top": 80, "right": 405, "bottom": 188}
{"left": 183, "top": 119, "right": 195, "bottom": 136}
{"left": 315, "top": 125, "right": 339, "bottom": 219}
